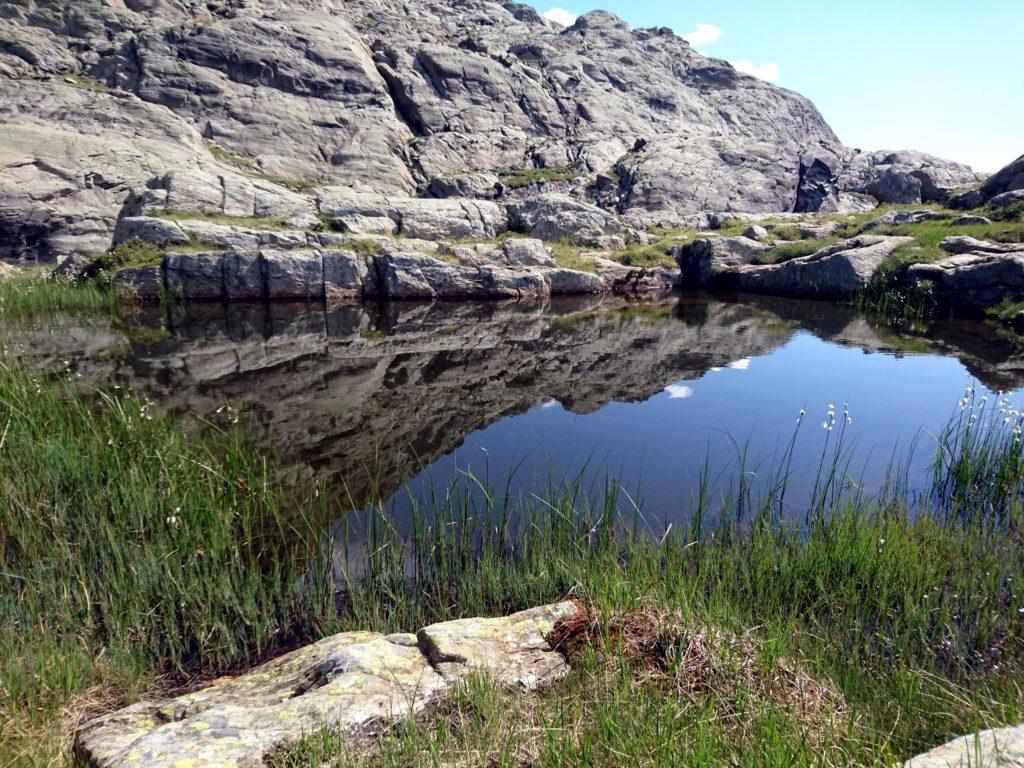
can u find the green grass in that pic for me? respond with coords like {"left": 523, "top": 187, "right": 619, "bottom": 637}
{"left": 549, "top": 241, "right": 598, "bottom": 273}
{"left": 610, "top": 228, "right": 696, "bottom": 268}
{"left": 272, "top": 393, "right": 1024, "bottom": 767}
{"left": 756, "top": 237, "right": 840, "bottom": 265}
{"left": 4, "top": 281, "right": 1024, "bottom": 765}
{"left": 849, "top": 210, "right": 1024, "bottom": 322}
{"left": 500, "top": 167, "right": 579, "bottom": 190}
{"left": 0, "top": 271, "right": 118, "bottom": 323}
{"left": 207, "top": 142, "right": 255, "bottom": 170}
{"left": 0, "top": 355, "right": 336, "bottom": 764}
{"left": 342, "top": 239, "right": 387, "bottom": 257}
{"left": 770, "top": 224, "right": 809, "bottom": 241}
{"left": 149, "top": 208, "right": 293, "bottom": 231}
{"left": 985, "top": 201, "right": 1024, "bottom": 223}
{"left": 87, "top": 238, "right": 164, "bottom": 273}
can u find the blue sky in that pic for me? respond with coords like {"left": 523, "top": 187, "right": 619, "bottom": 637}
{"left": 526, "top": 1, "right": 1023, "bottom": 172}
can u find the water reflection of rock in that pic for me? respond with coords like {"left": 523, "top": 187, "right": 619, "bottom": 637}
{"left": 9, "top": 295, "right": 1024, "bottom": 505}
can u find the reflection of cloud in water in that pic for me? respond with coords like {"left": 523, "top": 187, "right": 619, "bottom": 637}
{"left": 664, "top": 384, "right": 695, "bottom": 399}
{"left": 13, "top": 293, "right": 1024, "bottom": 523}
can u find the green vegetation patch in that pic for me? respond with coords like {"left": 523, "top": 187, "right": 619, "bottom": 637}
{"left": 150, "top": 208, "right": 292, "bottom": 231}
{"left": 0, "top": 269, "right": 118, "bottom": 323}
{"left": 86, "top": 238, "right": 164, "bottom": 276}
{"left": 770, "top": 224, "right": 811, "bottom": 241}
{"left": 756, "top": 237, "right": 840, "bottom": 265}
{"left": 206, "top": 142, "right": 309, "bottom": 190}
{"left": 63, "top": 73, "right": 113, "bottom": 94}
{"left": 500, "top": 166, "right": 579, "bottom": 190}
{"left": 549, "top": 241, "right": 598, "bottom": 273}
{"left": 0, "top": 355, "right": 335, "bottom": 764}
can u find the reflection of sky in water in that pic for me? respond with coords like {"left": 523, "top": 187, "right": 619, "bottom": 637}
{"left": 369, "top": 330, "right": 988, "bottom": 532}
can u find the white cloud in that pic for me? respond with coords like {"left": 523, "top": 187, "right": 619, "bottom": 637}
{"left": 730, "top": 59, "right": 782, "bottom": 82}
{"left": 682, "top": 23, "right": 723, "bottom": 48}
{"left": 664, "top": 384, "right": 695, "bottom": 400}
{"left": 542, "top": 7, "right": 577, "bottom": 26}
{"left": 730, "top": 358, "right": 752, "bottom": 370}
{"left": 539, "top": 399, "right": 559, "bottom": 409}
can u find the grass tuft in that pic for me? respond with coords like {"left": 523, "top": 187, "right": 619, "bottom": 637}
{"left": 500, "top": 167, "right": 578, "bottom": 190}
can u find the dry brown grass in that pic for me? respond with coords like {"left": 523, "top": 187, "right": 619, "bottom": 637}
{"left": 555, "top": 607, "right": 847, "bottom": 735}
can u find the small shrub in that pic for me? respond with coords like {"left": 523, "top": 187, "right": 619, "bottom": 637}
{"left": 83, "top": 239, "right": 163, "bottom": 280}
{"left": 770, "top": 225, "right": 806, "bottom": 241}
{"left": 987, "top": 201, "right": 1024, "bottom": 223}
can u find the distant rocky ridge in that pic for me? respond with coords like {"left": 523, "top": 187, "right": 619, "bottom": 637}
{"left": 0, "top": 0, "right": 983, "bottom": 263}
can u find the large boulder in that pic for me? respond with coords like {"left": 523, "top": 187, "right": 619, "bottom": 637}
{"left": 989, "top": 190, "right": 1024, "bottom": 210}
{"left": 113, "top": 217, "right": 188, "bottom": 247}
{"left": 842, "top": 150, "right": 981, "bottom": 205}
{"left": 979, "top": 154, "right": 1024, "bottom": 201}
{"left": 506, "top": 194, "right": 622, "bottom": 246}
{"left": 674, "top": 236, "right": 772, "bottom": 288}
{"left": 909, "top": 239, "right": 1024, "bottom": 311}
{"left": 722, "top": 235, "right": 914, "bottom": 298}
{"left": 426, "top": 172, "right": 501, "bottom": 199}
{"left": 865, "top": 168, "right": 923, "bottom": 205}
{"left": 75, "top": 603, "right": 580, "bottom": 768}
{"left": 164, "top": 252, "right": 225, "bottom": 300}
{"left": 323, "top": 249, "right": 371, "bottom": 301}
{"left": 318, "top": 189, "right": 507, "bottom": 241}
{"left": 372, "top": 252, "right": 546, "bottom": 299}
{"left": 589, "top": 257, "right": 680, "bottom": 294}
{"left": 940, "top": 235, "right": 1024, "bottom": 256}
{"left": 500, "top": 238, "right": 555, "bottom": 267}
{"left": 263, "top": 249, "right": 325, "bottom": 300}
{"left": 794, "top": 157, "right": 842, "bottom": 213}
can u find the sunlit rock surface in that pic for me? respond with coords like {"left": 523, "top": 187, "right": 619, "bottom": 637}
{"left": 904, "top": 724, "right": 1024, "bottom": 767}
{"left": 76, "top": 602, "right": 580, "bottom": 768}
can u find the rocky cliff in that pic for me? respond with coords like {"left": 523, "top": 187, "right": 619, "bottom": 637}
{"left": 0, "top": 0, "right": 981, "bottom": 262}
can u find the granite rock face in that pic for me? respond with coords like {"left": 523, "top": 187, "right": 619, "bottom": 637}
{"left": 0, "top": 0, "right": 981, "bottom": 262}
{"left": 75, "top": 602, "right": 580, "bottom": 768}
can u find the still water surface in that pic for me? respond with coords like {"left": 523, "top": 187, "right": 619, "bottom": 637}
{"left": 12, "top": 294, "right": 1024, "bottom": 529}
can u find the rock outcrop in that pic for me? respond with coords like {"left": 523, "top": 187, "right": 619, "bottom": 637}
{"left": 682, "top": 235, "right": 914, "bottom": 298}
{"left": 979, "top": 154, "right": 1024, "bottom": 202}
{"left": 76, "top": 602, "right": 580, "bottom": 768}
{"left": 0, "top": 0, "right": 980, "bottom": 262}
{"left": 111, "top": 239, "right": 677, "bottom": 302}
{"left": 908, "top": 236, "right": 1024, "bottom": 311}
{"left": 904, "top": 723, "right": 1024, "bottom": 767}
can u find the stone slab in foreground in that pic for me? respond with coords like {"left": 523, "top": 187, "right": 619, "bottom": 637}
{"left": 905, "top": 724, "right": 1024, "bottom": 767}
{"left": 75, "top": 602, "right": 580, "bottom": 768}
